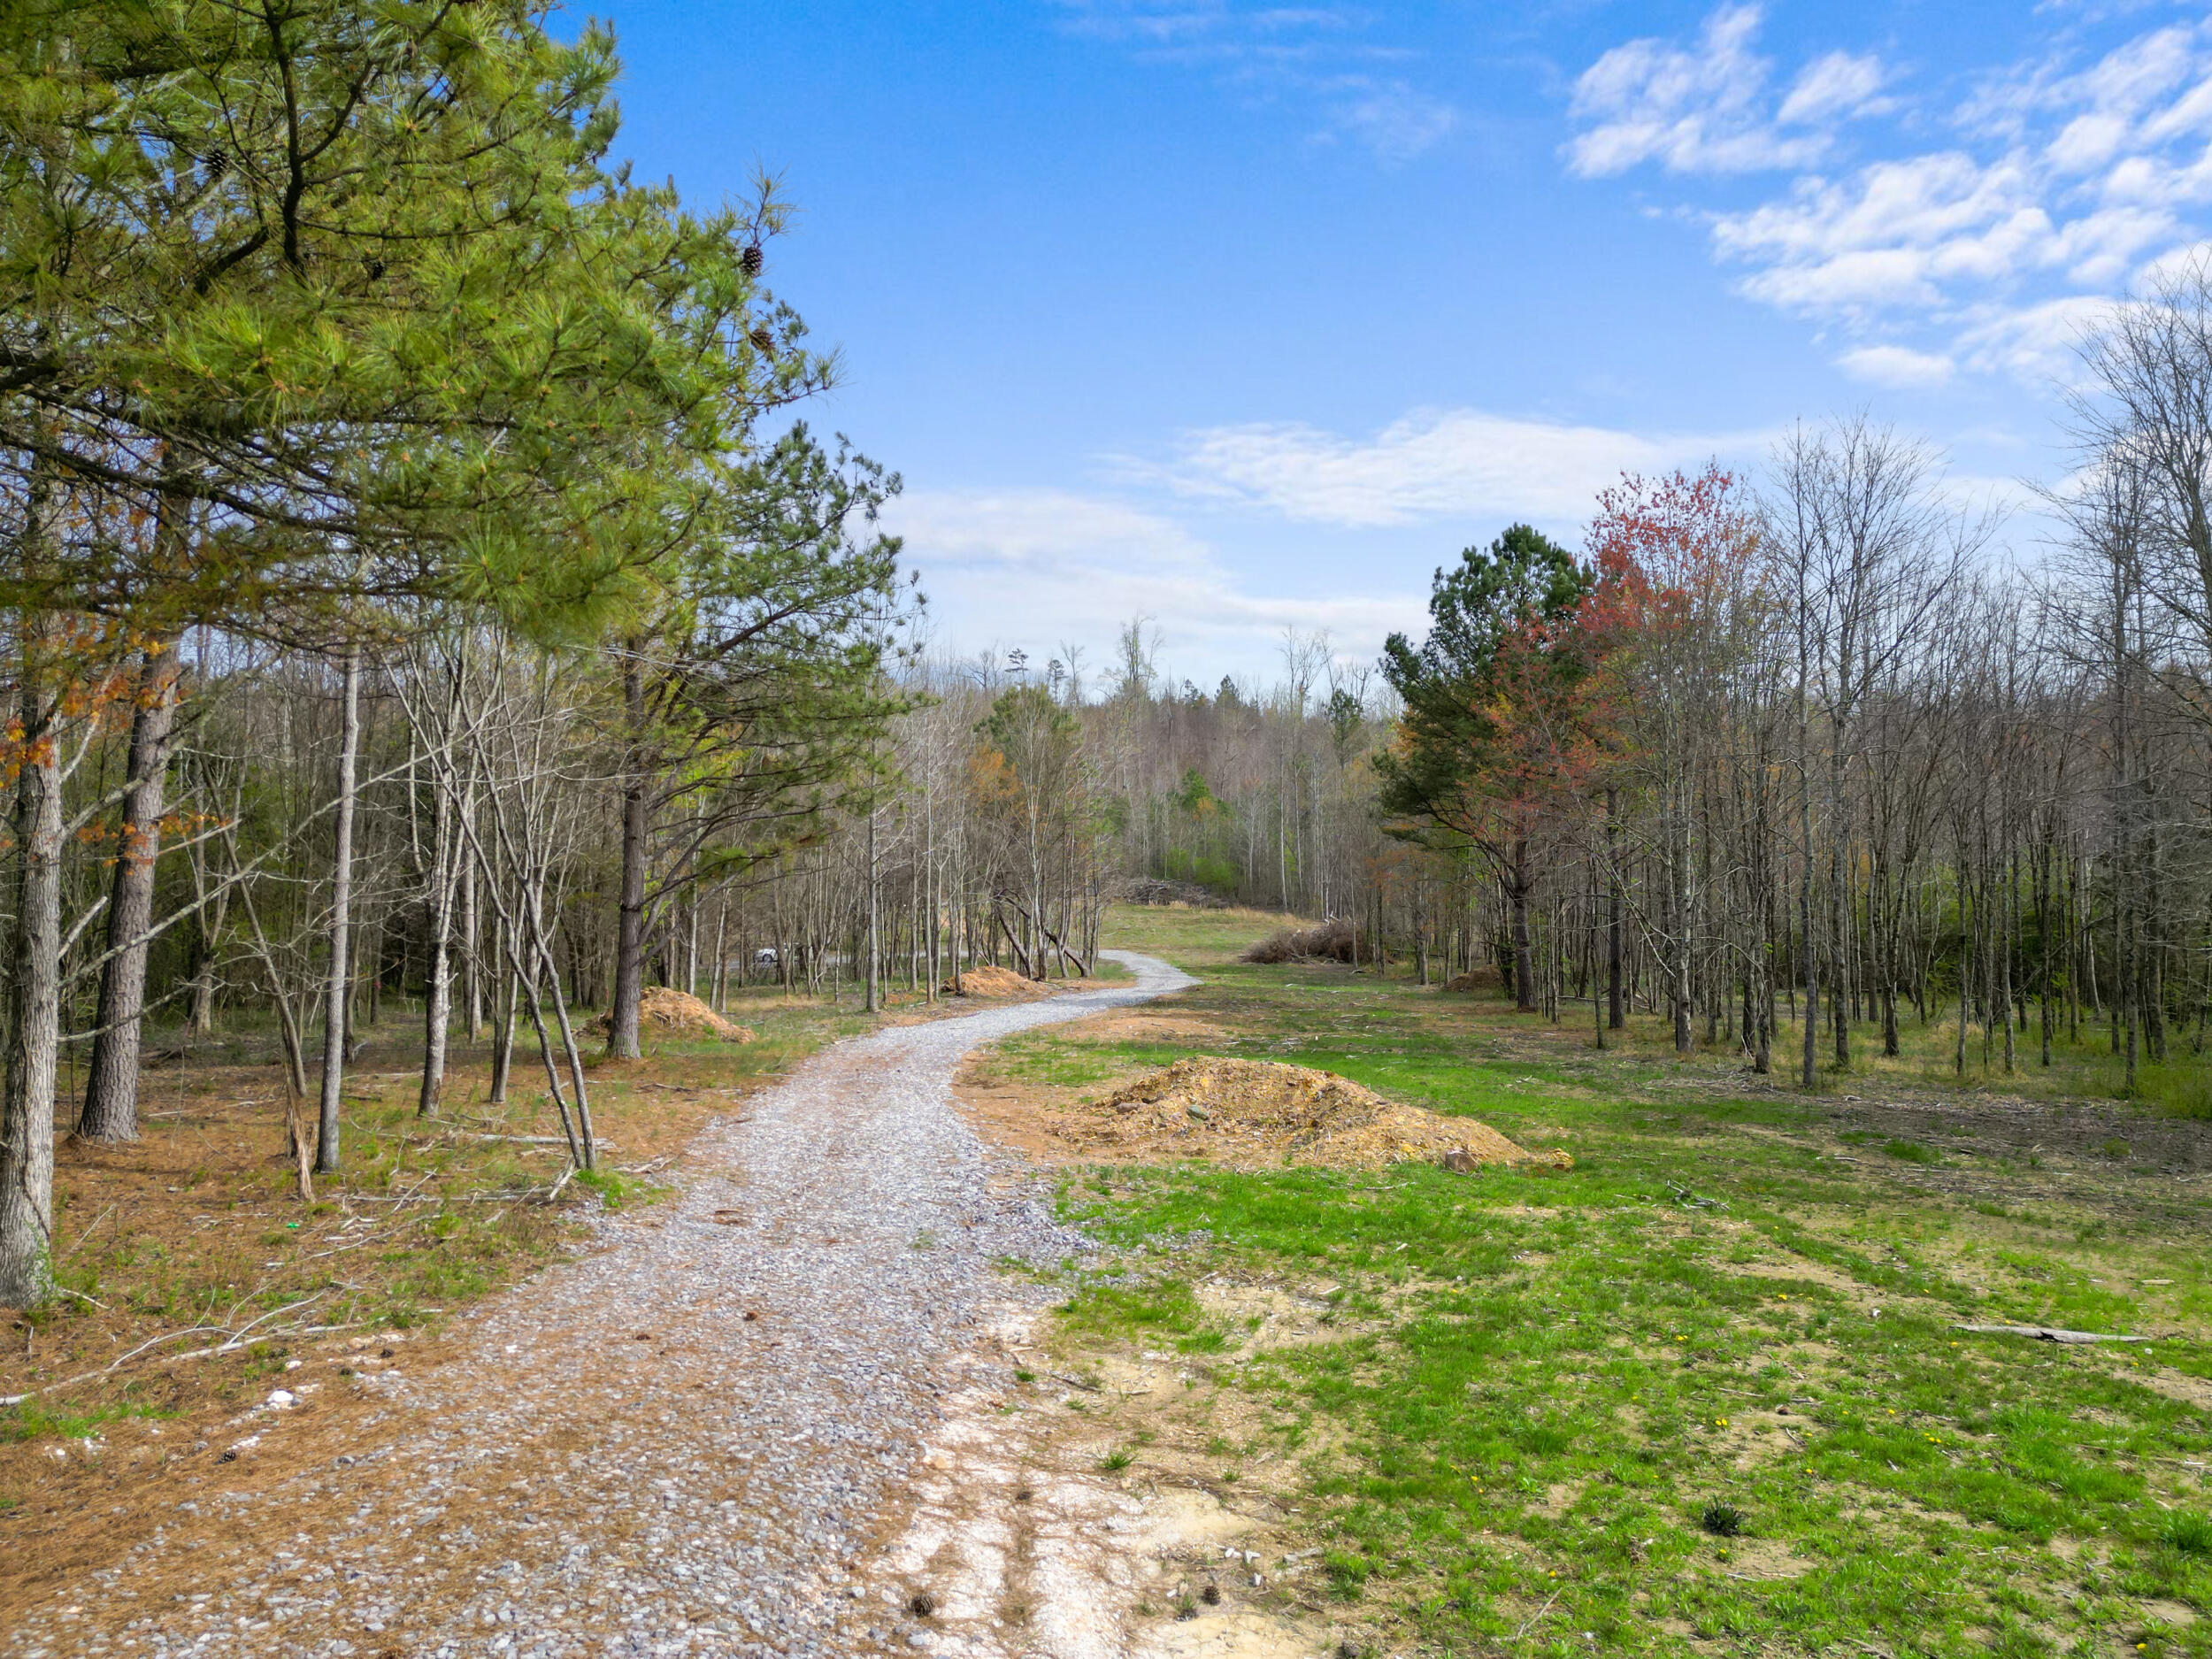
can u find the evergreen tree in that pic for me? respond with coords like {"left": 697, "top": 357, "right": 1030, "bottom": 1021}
{"left": 1378, "top": 525, "right": 1596, "bottom": 1009}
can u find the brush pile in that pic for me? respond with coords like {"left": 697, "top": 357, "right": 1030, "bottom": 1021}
{"left": 1083, "top": 1057, "right": 1571, "bottom": 1172}
{"left": 1240, "top": 918, "right": 1361, "bottom": 964}
{"left": 1107, "top": 876, "right": 1230, "bottom": 909}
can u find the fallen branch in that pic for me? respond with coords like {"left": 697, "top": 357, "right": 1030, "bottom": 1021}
{"left": 340, "top": 1193, "right": 449, "bottom": 1205}
{"left": 1512, "top": 1588, "right": 1563, "bottom": 1642}
{"left": 0, "top": 1317, "right": 365, "bottom": 1406}
{"left": 161, "top": 1321, "right": 368, "bottom": 1368}
{"left": 4, "top": 1324, "right": 227, "bottom": 1404}
{"left": 1954, "top": 1323, "right": 2153, "bottom": 1345}
{"left": 1050, "top": 1371, "right": 1103, "bottom": 1394}
{"left": 57, "top": 1203, "right": 119, "bottom": 1263}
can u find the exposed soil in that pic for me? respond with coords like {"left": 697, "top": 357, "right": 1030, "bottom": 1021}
{"left": 1096, "top": 1058, "right": 1563, "bottom": 1172}
{"left": 958, "top": 1047, "right": 1568, "bottom": 1176}
{"left": 872, "top": 1268, "right": 1393, "bottom": 1659}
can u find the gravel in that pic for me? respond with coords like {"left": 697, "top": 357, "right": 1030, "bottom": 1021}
{"left": 12, "top": 950, "right": 1193, "bottom": 1659}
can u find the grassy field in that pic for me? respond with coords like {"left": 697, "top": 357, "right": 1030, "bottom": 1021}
{"left": 1010, "top": 905, "right": 2212, "bottom": 1658}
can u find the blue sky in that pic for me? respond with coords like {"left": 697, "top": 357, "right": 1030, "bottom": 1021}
{"left": 592, "top": 1, "right": 2212, "bottom": 684}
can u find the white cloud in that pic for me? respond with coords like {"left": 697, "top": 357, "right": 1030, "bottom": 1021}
{"left": 886, "top": 488, "right": 1425, "bottom": 665}
{"left": 1778, "top": 51, "right": 1891, "bottom": 127}
{"left": 1330, "top": 81, "right": 1458, "bottom": 161}
{"left": 1712, "top": 152, "right": 2061, "bottom": 316}
{"left": 1052, "top": 1, "right": 1456, "bottom": 163}
{"left": 1567, "top": 5, "right": 1890, "bottom": 178}
{"left": 1134, "top": 408, "right": 1755, "bottom": 528}
{"left": 2047, "top": 111, "right": 2130, "bottom": 174}
{"left": 1572, "top": 12, "right": 2212, "bottom": 382}
{"left": 887, "top": 488, "right": 1209, "bottom": 569}
{"left": 2134, "top": 237, "right": 2212, "bottom": 290}
{"left": 1835, "top": 344, "right": 1955, "bottom": 389}
{"left": 1953, "top": 293, "right": 2124, "bottom": 382}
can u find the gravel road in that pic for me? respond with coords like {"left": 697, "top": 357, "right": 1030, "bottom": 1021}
{"left": 21, "top": 949, "right": 1194, "bottom": 1659}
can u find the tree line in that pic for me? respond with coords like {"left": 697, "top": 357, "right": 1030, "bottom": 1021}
{"left": 12, "top": 3, "right": 2212, "bottom": 1320}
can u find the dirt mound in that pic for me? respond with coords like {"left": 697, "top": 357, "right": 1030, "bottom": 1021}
{"left": 1088, "top": 1057, "right": 1571, "bottom": 1172}
{"left": 1241, "top": 918, "right": 1361, "bottom": 964}
{"left": 593, "top": 987, "right": 756, "bottom": 1043}
{"left": 945, "top": 964, "right": 1048, "bottom": 999}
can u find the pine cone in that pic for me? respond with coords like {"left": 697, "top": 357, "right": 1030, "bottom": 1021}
{"left": 740, "top": 242, "right": 764, "bottom": 278}
{"left": 749, "top": 325, "right": 775, "bottom": 355}
{"left": 202, "top": 149, "right": 228, "bottom": 180}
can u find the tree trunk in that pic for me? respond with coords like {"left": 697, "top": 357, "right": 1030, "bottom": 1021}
{"left": 488, "top": 951, "right": 517, "bottom": 1105}
{"left": 608, "top": 661, "right": 649, "bottom": 1059}
{"left": 0, "top": 675, "right": 63, "bottom": 1306}
{"left": 79, "top": 636, "right": 186, "bottom": 1141}
{"left": 1510, "top": 839, "right": 1535, "bottom": 1012}
{"left": 418, "top": 778, "right": 456, "bottom": 1118}
{"left": 865, "top": 808, "right": 880, "bottom": 1012}
{"left": 461, "top": 803, "right": 481, "bottom": 1042}
{"left": 316, "top": 644, "right": 361, "bottom": 1174}
{"left": 188, "top": 898, "right": 225, "bottom": 1035}
{"left": 1605, "top": 788, "right": 1624, "bottom": 1029}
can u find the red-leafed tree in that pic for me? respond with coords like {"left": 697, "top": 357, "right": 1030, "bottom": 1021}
{"left": 1379, "top": 525, "right": 1614, "bottom": 1010}
{"left": 1583, "top": 464, "right": 1769, "bottom": 1054}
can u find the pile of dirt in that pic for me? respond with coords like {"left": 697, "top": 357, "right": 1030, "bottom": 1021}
{"left": 1085, "top": 1057, "right": 1571, "bottom": 1172}
{"left": 944, "top": 964, "right": 1053, "bottom": 999}
{"left": 593, "top": 987, "right": 756, "bottom": 1042}
{"left": 1240, "top": 918, "right": 1361, "bottom": 964}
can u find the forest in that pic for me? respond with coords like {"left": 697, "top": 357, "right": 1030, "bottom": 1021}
{"left": 4, "top": 0, "right": 2212, "bottom": 1333}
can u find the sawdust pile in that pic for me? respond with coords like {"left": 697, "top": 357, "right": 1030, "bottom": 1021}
{"left": 944, "top": 964, "right": 1051, "bottom": 999}
{"left": 593, "top": 987, "right": 756, "bottom": 1043}
{"left": 1087, "top": 1057, "right": 1571, "bottom": 1172}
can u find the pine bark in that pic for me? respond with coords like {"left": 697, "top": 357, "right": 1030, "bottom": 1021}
{"left": 608, "top": 663, "right": 649, "bottom": 1059}
{"left": 79, "top": 637, "right": 186, "bottom": 1141}
{"left": 0, "top": 677, "right": 63, "bottom": 1305}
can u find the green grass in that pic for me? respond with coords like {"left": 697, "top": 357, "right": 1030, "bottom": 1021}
{"left": 1, "top": 1397, "right": 174, "bottom": 1443}
{"left": 1026, "top": 904, "right": 2212, "bottom": 1657}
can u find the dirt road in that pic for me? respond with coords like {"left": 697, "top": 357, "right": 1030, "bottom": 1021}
{"left": 14, "top": 952, "right": 1194, "bottom": 1659}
